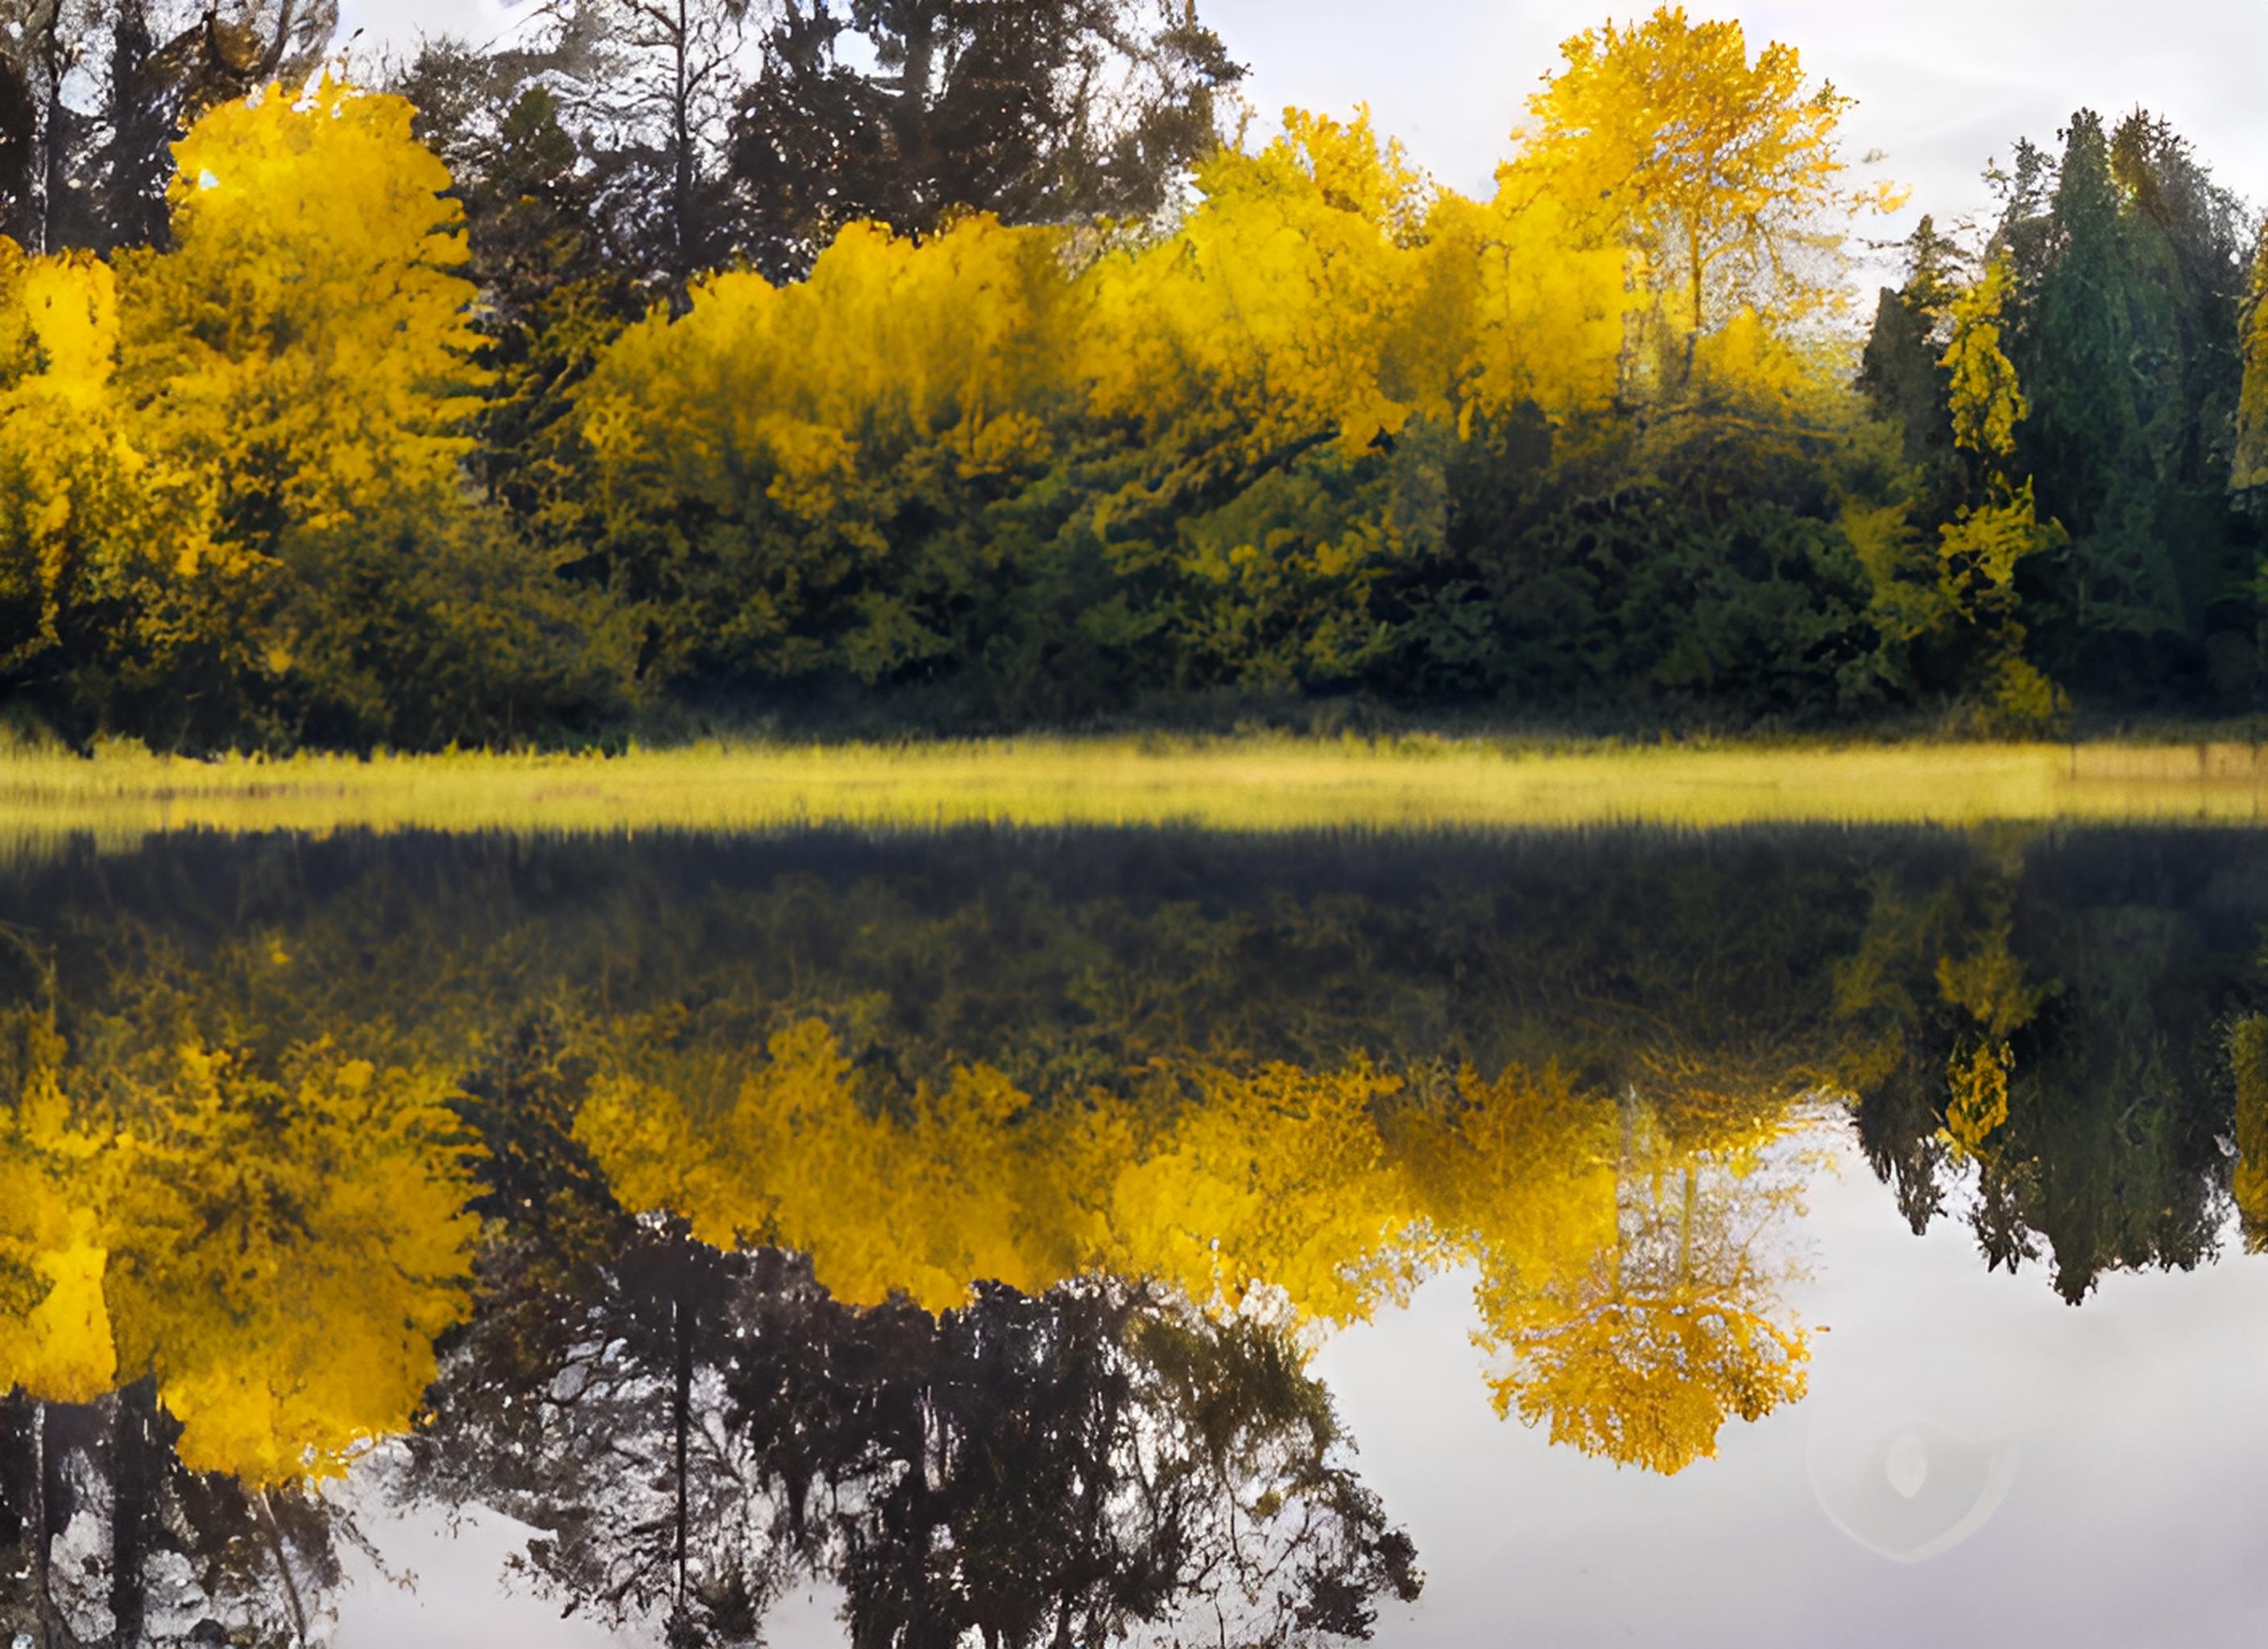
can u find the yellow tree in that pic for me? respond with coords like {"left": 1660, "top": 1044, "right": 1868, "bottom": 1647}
{"left": 1099, "top": 1057, "right": 1424, "bottom": 1326}
{"left": 1420, "top": 186, "right": 1629, "bottom": 437}
{"left": 1468, "top": 1091, "right": 1814, "bottom": 1475}
{"left": 1504, "top": 6, "right": 1897, "bottom": 366}
{"left": 0, "top": 1001, "right": 118, "bottom": 1409}
{"left": 0, "top": 243, "right": 228, "bottom": 694}
{"left": 575, "top": 1017, "right": 1093, "bottom": 1312}
{"left": 577, "top": 213, "right": 1077, "bottom": 681}
{"left": 575, "top": 1019, "right": 1431, "bottom": 1327}
{"left": 102, "top": 1039, "right": 482, "bottom": 1487}
{"left": 1390, "top": 1061, "right": 1621, "bottom": 1314}
{"left": 116, "top": 75, "right": 483, "bottom": 569}
{"left": 0, "top": 994, "right": 124, "bottom": 1648}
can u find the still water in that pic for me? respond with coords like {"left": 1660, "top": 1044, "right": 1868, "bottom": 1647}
{"left": 0, "top": 824, "right": 2264, "bottom": 1647}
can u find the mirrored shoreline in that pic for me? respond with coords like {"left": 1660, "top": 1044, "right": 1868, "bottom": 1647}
{"left": 1, "top": 822, "right": 2262, "bottom": 1644}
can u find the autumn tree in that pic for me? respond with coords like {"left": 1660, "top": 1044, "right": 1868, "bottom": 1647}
{"left": 573, "top": 209, "right": 1082, "bottom": 690}
{"left": 1503, "top": 4, "right": 1896, "bottom": 373}
{"left": 93, "top": 76, "right": 631, "bottom": 746}
{"left": 1470, "top": 1092, "right": 1815, "bottom": 1475}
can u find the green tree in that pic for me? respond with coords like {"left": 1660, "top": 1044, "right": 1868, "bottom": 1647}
{"left": 2001, "top": 110, "right": 2254, "bottom": 695}
{"left": 729, "top": 0, "right": 1244, "bottom": 279}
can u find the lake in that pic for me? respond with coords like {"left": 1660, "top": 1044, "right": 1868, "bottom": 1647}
{"left": 1, "top": 820, "right": 2263, "bottom": 1646}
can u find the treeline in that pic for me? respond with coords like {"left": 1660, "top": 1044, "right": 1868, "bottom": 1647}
{"left": 3, "top": 2, "right": 2267, "bottom": 748}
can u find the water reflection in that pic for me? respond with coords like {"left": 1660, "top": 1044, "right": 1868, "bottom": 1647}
{"left": 0, "top": 824, "right": 2260, "bottom": 1643}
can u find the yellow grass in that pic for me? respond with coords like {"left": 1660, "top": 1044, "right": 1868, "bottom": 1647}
{"left": 10, "top": 735, "right": 2268, "bottom": 856}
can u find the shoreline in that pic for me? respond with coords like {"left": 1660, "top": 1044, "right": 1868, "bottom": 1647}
{"left": 8, "top": 735, "right": 2268, "bottom": 846}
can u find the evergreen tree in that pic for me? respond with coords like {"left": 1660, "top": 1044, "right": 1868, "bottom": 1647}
{"left": 729, "top": 0, "right": 1244, "bottom": 279}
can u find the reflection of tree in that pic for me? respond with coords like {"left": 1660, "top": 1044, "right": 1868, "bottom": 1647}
{"left": 0, "top": 950, "right": 478, "bottom": 1644}
{"left": 1831, "top": 834, "right": 2253, "bottom": 1303}
{"left": 739, "top": 1275, "right": 1421, "bottom": 1649}
{"left": 2, "top": 812, "right": 2260, "bottom": 1626}
{"left": 413, "top": 1224, "right": 1422, "bottom": 1648}
{"left": 2234, "top": 1017, "right": 2268, "bottom": 1253}
{"left": 422, "top": 1029, "right": 1426, "bottom": 1646}
{"left": 104, "top": 1039, "right": 480, "bottom": 1485}
{"left": 0, "top": 1378, "right": 353, "bottom": 1648}
{"left": 1457, "top": 1093, "right": 1813, "bottom": 1476}
{"left": 570, "top": 1013, "right": 1820, "bottom": 1482}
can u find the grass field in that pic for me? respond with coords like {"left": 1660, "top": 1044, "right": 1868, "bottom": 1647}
{"left": 9, "top": 734, "right": 2268, "bottom": 854}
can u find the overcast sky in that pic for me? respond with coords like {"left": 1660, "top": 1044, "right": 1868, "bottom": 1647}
{"left": 337, "top": 1, "right": 2268, "bottom": 279}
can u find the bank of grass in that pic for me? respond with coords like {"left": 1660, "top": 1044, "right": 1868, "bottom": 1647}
{"left": 9, "top": 730, "right": 2268, "bottom": 854}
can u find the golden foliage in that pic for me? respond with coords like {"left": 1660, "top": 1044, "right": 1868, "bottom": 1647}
{"left": 1944, "top": 255, "right": 2028, "bottom": 462}
{"left": 106, "top": 1041, "right": 481, "bottom": 1484}
{"left": 1943, "top": 1040, "right": 2013, "bottom": 1155}
{"left": 0, "top": 246, "right": 156, "bottom": 678}
{"left": 2, "top": 1002, "right": 481, "bottom": 1487}
{"left": 574, "top": 1018, "right": 1815, "bottom": 1474}
{"left": 119, "top": 76, "right": 484, "bottom": 535}
{"left": 577, "top": 1017, "right": 1091, "bottom": 1312}
{"left": 1462, "top": 1099, "right": 1815, "bottom": 1475}
{"left": 1100, "top": 1057, "right": 1422, "bottom": 1325}
{"left": 1503, "top": 4, "right": 1893, "bottom": 341}
{"left": 2232, "top": 1016, "right": 2268, "bottom": 1250}
{"left": 0, "top": 77, "right": 486, "bottom": 702}
{"left": 1935, "top": 923, "right": 2051, "bottom": 1039}
{"left": 0, "top": 1006, "right": 118, "bottom": 1405}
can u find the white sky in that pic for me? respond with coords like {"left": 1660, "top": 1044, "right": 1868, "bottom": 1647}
{"left": 335, "top": 0, "right": 2268, "bottom": 289}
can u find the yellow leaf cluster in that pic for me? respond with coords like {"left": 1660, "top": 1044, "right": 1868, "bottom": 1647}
{"left": 583, "top": 104, "right": 1633, "bottom": 532}
{"left": 119, "top": 76, "right": 484, "bottom": 534}
{"left": 574, "top": 1018, "right": 1815, "bottom": 1474}
{"left": 0, "top": 1006, "right": 120, "bottom": 1406}
{"left": 577, "top": 1019, "right": 1090, "bottom": 1313}
{"left": 1943, "top": 254, "right": 2028, "bottom": 463}
{"left": 1503, "top": 4, "right": 1883, "bottom": 341}
{"left": 584, "top": 214, "right": 1077, "bottom": 528}
{"left": 1943, "top": 1040, "right": 2013, "bottom": 1155}
{"left": 2, "top": 1008, "right": 481, "bottom": 1488}
{"left": 0, "top": 76, "right": 485, "bottom": 690}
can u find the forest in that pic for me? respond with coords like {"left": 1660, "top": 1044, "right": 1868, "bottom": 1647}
{"left": 4, "top": 2, "right": 2268, "bottom": 750}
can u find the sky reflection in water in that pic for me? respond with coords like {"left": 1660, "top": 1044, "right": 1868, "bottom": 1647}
{"left": 0, "top": 824, "right": 2262, "bottom": 1647}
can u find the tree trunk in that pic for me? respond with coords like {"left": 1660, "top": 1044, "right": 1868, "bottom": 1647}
{"left": 39, "top": 1401, "right": 72, "bottom": 1647}
{"left": 672, "top": 1283, "right": 693, "bottom": 1614}
{"left": 0, "top": 1394, "right": 41, "bottom": 1640}
{"left": 893, "top": 5, "right": 939, "bottom": 228}
{"left": 110, "top": 1379, "right": 159, "bottom": 1649}
{"left": 37, "top": 3, "right": 68, "bottom": 254}
{"left": 259, "top": 1490, "right": 311, "bottom": 1649}
{"left": 1678, "top": 1162, "right": 1695, "bottom": 1284}
{"left": 673, "top": 0, "right": 696, "bottom": 282}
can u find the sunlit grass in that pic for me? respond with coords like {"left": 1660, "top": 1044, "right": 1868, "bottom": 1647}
{"left": 9, "top": 734, "right": 2268, "bottom": 856}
